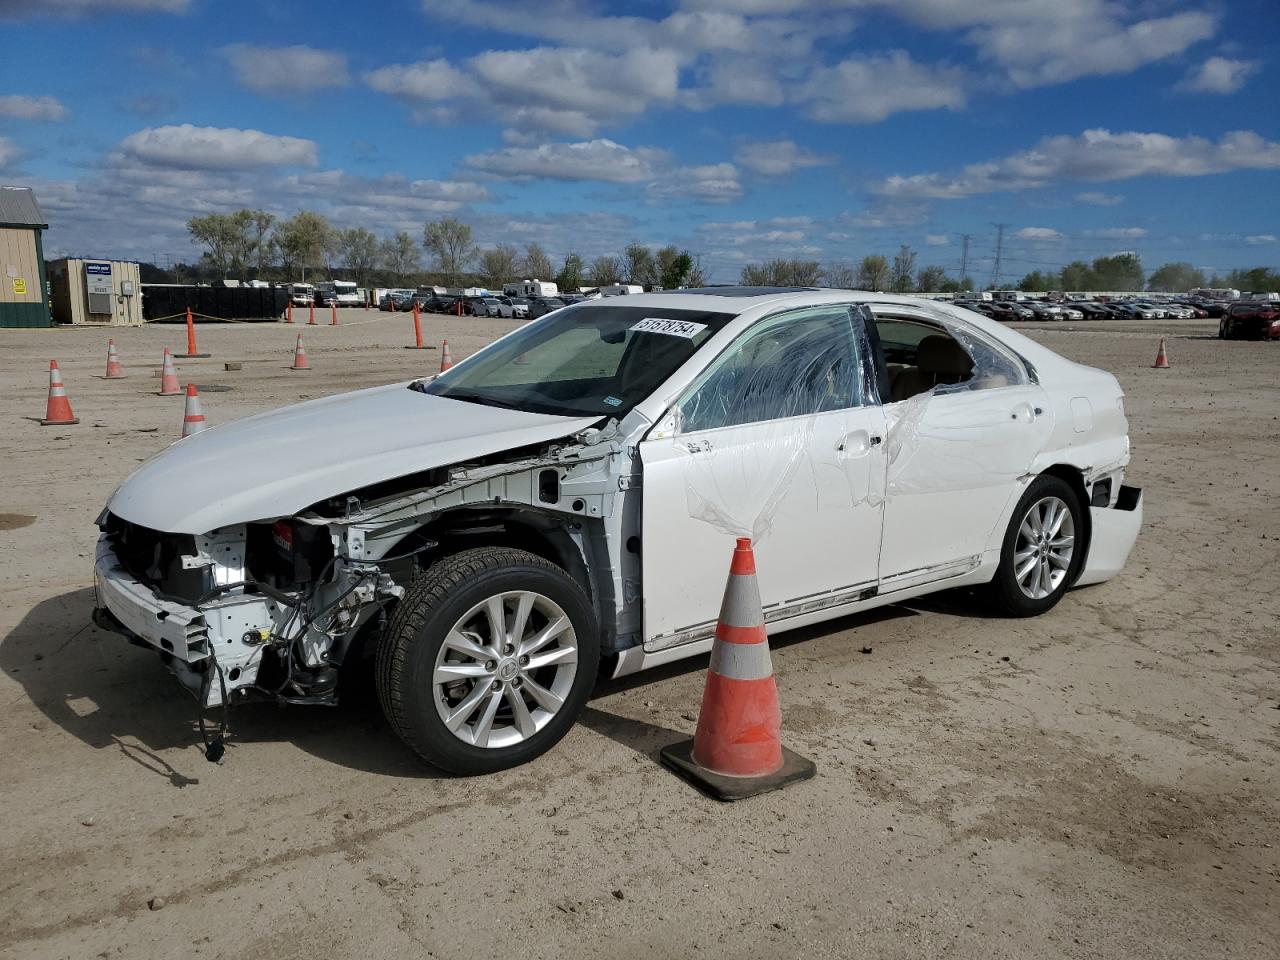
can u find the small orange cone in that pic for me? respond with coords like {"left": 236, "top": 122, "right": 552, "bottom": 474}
{"left": 1153, "top": 337, "right": 1170, "bottom": 369}
{"left": 439, "top": 339, "right": 453, "bottom": 372}
{"left": 308, "top": 303, "right": 316, "bottom": 326}
{"left": 404, "top": 301, "right": 434, "bottom": 350}
{"left": 331, "top": 303, "right": 338, "bottom": 326}
{"left": 40, "top": 360, "right": 79, "bottom": 425}
{"left": 103, "top": 339, "right": 126, "bottom": 379}
{"left": 181, "top": 383, "right": 207, "bottom": 437}
{"left": 660, "top": 538, "right": 815, "bottom": 801}
{"left": 290, "top": 334, "right": 311, "bottom": 370}
{"left": 157, "top": 348, "right": 181, "bottom": 396}
{"left": 175, "top": 306, "right": 209, "bottom": 358}
{"left": 286, "top": 303, "right": 294, "bottom": 324}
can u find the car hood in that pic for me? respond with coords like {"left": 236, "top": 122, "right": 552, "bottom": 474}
{"left": 107, "top": 383, "right": 602, "bottom": 534}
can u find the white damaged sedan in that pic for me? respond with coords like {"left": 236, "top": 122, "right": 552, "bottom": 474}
{"left": 93, "top": 287, "right": 1142, "bottom": 773}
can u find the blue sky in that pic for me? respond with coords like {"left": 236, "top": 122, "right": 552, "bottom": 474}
{"left": 1, "top": 0, "right": 1277, "bottom": 282}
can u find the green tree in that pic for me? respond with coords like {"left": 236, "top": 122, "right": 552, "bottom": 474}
{"left": 521, "top": 242, "right": 554, "bottom": 280}
{"left": 379, "top": 231, "right": 420, "bottom": 284}
{"left": 890, "top": 245, "right": 917, "bottom": 293}
{"left": 1146, "top": 262, "right": 1205, "bottom": 292}
{"left": 656, "top": 246, "right": 693, "bottom": 289}
{"left": 274, "top": 211, "right": 332, "bottom": 282}
{"left": 556, "top": 252, "right": 585, "bottom": 291}
{"left": 423, "top": 217, "right": 477, "bottom": 286}
{"left": 187, "top": 212, "right": 251, "bottom": 280}
{"left": 1060, "top": 260, "right": 1093, "bottom": 291}
{"left": 586, "top": 255, "right": 623, "bottom": 286}
{"left": 1090, "top": 253, "right": 1143, "bottom": 291}
{"left": 916, "top": 264, "right": 948, "bottom": 292}
{"left": 1017, "top": 270, "right": 1061, "bottom": 292}
{"left": 857, "top": 254, "right": 890, "bottom": 291}
{"left": 246, "top": 210, "right": 275, "bottom": 277}
{"left": 623, "top": 243, "right": 657, "bottom": 287}
{"left": 478, "top": 243, "right": 519, "bottom": 289}
{"left": 338, "top": 228, "right": 380, "bottom": 286}
{"left": 1226, "top": 267, "right": 1280, "bottom": 293}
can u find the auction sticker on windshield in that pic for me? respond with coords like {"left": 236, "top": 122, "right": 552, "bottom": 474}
{"left": 631, "top": 317, "right": 707, "bottom": 338}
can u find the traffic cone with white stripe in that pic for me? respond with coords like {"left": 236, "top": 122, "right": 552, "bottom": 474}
{"left": 103, "top": 339, "right": 126, "bottom": 379}
{"left": 181, "top": 383, "right": 207, "bottom": 438}
{"left": 157, "top": 348, "right": 181, "bottom": 396}
{"left": 290, "top": 334, "right": 310, "bottom": 370}
{"left": 660, "top": 537, "right": 815, "bottom": 801}
{"left": 439, "top": 339, "right": 453, "bottom": 372}
{"left": 1152, "top": 337, "right": 1170, "bottom": 369}
{"left": 40, "top": 360, "right": 79, "bottom": 426}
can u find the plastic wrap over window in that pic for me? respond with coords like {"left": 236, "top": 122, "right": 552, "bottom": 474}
{"left": 672, "top": 304, "right": 880, "bottom": 541}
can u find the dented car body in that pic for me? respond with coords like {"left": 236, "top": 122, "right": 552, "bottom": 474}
{"left": 93, "top": 288, "right": 1142, "bottom": 773}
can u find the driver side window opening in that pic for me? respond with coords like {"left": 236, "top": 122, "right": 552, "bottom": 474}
{"left": 678, "top": 305, "right": 869, "bottom": 434}
{"left": 872, "top": 314, "right": 1025, "bottom": 402}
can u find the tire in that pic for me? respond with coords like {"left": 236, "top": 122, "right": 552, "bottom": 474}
{"left": 376, "top": 547, "right": 599, "bottom": 774}
{"left": 986, "top": 475, "right": 1085, "bottom": 618}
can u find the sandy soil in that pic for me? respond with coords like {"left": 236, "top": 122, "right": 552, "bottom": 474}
{"left": 0, "top": 309, "right": 1276, "bottom": 959}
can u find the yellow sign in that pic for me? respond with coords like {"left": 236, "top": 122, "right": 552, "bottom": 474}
{"left": 11, "top": 278, "right": 26, "bottom": 296}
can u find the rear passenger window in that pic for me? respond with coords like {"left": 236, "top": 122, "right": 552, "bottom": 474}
{"left": 873, "top": 315, "right": 1026, "bottom": 402}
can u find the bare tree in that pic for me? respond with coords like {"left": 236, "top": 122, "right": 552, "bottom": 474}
{"left": 586, "top": 255, "right": 623, "bottom": 286}
{"left": 423, "top": 217, "right": 477, "bottom": 286}
{"left": 623, "top": 242, "right": 658, "bottom": 287}
{"left": 821, "top": 261, "right": 856, "bottom": 288}
{"left": 685, "top": 254, "right": 709, "bottom": 288}
{"left": 915, "top": 264, "right": 947, "bottom": 293}
{"left": 379, "top": 231, "right": 420, "bottom": 284}
{"left": 272, "top": 211, "right": 332, "bottom": 282}
{"left": 521, "top": 242, "right": 554, "bottom": 280}
{"left": 857, "top": 255, "right": 890, "bottom": 291}
{"left": 740, "top": 259, "right": 821, "bottom": 286}
{"left": 890, "top": 244, "right": 918, "bottom": 293}
{"left": 479, "top": 243, "right": 520, "bottom": 289}
{"left": 339, "top": 227, "right": 380, "bottom": 286}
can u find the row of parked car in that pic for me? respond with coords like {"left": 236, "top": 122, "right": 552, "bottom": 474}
{"left": 379, "top": 290, "right": 592, "bottom": 320}
{"left": 955, "top": 294, "right": 1279, "bottom": 340}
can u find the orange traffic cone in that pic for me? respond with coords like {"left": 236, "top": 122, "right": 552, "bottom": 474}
{"left": 290, "top": 334, "right": 311, "bottom": 370}
{"left": 405, "top": 302, "right": 434, "bottom": 350}
{"left": 1153, "top": 337, "right": 1170, "bottom": 369}
{"left": 157, "top": 348, "right": 181, "bottom": 396}
{"left": 331, "top": 303, "right": 338, "bottom": 326}
{"left": 181, "top": 383, "right": 207, "bottom": 437}
{"left": 439, "top": 339, "right": 453, "bottom": 372}
{"left": 286, "top": 303, "right": 294, "bottom": 324}
{"left": 660, "top": 538, "right": 815, "bottom": 801}
{"left": 40, "top": 360, "right": 79, "bottom": 425}
{"left": 175, "top": 306, "right": 209, "bottom": 358}
{"left": 103, "top": 339, "right": 126, "bottom": 379}
{"left": 308, "top": 303, "right": 316, "bottom": 326}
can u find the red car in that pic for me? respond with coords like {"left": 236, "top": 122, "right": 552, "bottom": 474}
{"left": 1219, "top": 301, "right": 1280, "bottom": 340}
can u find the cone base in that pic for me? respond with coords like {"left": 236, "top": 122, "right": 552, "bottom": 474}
{"left": 403, "top": 345, "right": 438, "bottom": 350}
{"left": 660, "top": 738, "right": 814, "bottom": 802}
{"left": 40, "top": 417, "right": 79, "bottom": 426}
{"left": 157, "top": 389, "right": 182, "bottom": 396}
{"left": 174, "top": 353, "right": 211, "bottom": 359}
{"left": 100, "top": 373, "right": 126, "bottom": 380}
{"left": 289, "top": 366, "right": 311, "bottom": 371}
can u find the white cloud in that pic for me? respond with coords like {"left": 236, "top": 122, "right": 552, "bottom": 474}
{"left": 1088, "top": 227, "right": 1148, "bottom": 239}
{"left": 648, "top": 162, "right": 742, "bottom": 203}
{"left": 874, "top": 129, "right": 1280, "bottom": 199}
{"left": 221, "top": 44, "right": 351, "bottom": 95}
{"left": 734, "top": 139, "right": 833, "bottom": 176}
{"left": 118, "top": 124, "right": 319, "bottom": 170}
{"left": 1016, "top": 226, "right": 1062, "bottom": 240}
{"left": 0, "top": 136, "right": 22, "bottom": 169}
{"left": 464, "top": 139, "right": 667, "bottom": 183}
{"left": 1178, "top": 57, "right": 1260, "bottom": 95}
{"left": 0, "top": 95, "right": 68, "bottom": 121}
{"left": 1075, "top": 191, "right": 1124, "bottom": 206}
{"left": 925, "top": 234, "right": 949, "bottom": 246}
{"left": 798, "top": 51, "right": 966, "bottom": 122}
{"left": 366, "top": 46, "right": 678, "bottom": 135}
{"left": 1245, "top": 234, "right": 1277, "bottom": 245}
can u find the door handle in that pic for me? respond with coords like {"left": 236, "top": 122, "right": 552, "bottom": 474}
{"left": 870, "top": 435, "right": 883, "bottom": 446}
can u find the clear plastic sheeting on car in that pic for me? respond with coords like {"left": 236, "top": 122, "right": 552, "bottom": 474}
{"left": 672, "top": 304, "right": 880, "bottom": 542}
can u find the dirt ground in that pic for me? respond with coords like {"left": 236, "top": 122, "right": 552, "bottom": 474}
{"left": 0, "top": 308, "right": 1276, "bottom": 960}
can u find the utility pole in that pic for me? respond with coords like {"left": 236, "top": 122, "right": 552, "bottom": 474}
{"left": 958, "top": 234, "right": 972, "bottom": 288}
{"left": 989, "top": 223, "right": 1010, "bottom": 289}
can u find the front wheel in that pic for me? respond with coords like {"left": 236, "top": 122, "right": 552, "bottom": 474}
{"left": 376, "top": 547, "right": 599, "bottom": 774}
{"left": 986, "top": 475, "right": 1085, "bottom": 617}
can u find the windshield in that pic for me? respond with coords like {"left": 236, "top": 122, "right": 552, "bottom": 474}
{"left": 421, "top": 304, "right": 735, "bottom": 417}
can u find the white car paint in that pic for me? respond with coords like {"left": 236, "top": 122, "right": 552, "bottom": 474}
{"left": 95, "top": 288, "right": 1141, "bottom": 714}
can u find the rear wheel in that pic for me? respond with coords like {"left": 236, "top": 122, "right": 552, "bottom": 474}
{"left": 376, "top": 547, "right": 599, "bottom": 774}
{"left": 987, "top": 475, "right": 1084, "bottom": 617}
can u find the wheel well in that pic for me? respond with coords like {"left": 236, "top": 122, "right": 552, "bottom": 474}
{"left": 1040, "top": 463, "right": 1092, "bottom": 584}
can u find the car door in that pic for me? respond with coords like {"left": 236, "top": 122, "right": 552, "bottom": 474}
{"left": 873, "top": 311, "right": 1052, "bottom": 586}
{"left": 639, "top": 304, "right": 888, "bottom": 651}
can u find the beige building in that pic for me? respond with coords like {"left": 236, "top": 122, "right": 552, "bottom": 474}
{"left": 0, "top": 186, "right": 51, "bottom": 328}
{"left": 48, "top": 258, "right": 144, "bottom": 326}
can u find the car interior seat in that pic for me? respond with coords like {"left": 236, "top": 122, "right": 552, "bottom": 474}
{"left": 890, "top": 334, "right": 975, "bottom": 401}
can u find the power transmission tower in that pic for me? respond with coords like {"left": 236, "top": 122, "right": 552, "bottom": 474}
{"left": 958, "top": 234, "right": 972, "bottom": 286}
{"left": 989, "top": 223, "right": 1010, "bottom": 288}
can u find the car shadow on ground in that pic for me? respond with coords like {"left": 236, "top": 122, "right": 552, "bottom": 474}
{"left": 4, "top": 589, "right": 918, "bottom": 781}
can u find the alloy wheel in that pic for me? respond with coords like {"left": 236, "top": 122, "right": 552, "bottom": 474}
{"left": 1013, "top": 496, "right": 1076, "bottom": 600}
